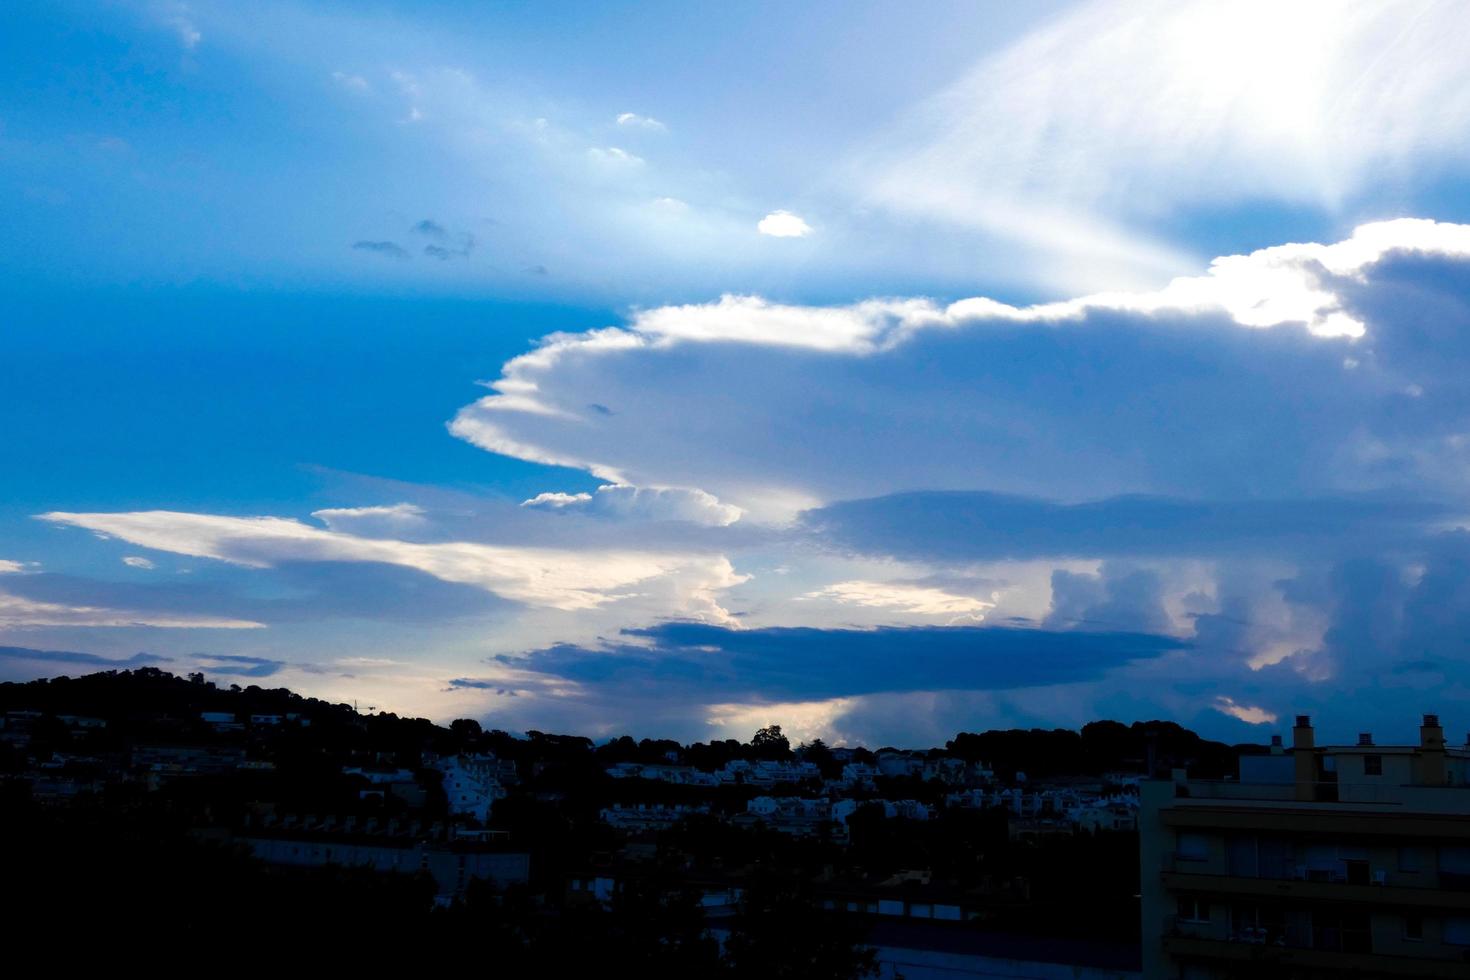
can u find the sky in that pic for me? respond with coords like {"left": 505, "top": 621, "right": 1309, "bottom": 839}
{"left": 5, "top": 0, "right": 1470, "bottom": 747}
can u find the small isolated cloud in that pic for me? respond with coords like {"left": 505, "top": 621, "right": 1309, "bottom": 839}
{"left": 1213, "top": 696, "right": 1278, "bottom": 725}
{"left": 335, "top": 656, "right": 401, "bottom": 668}
{"left": 446, "top": 677, "right": 516, "bottom": 696}
{"left": 0, "top": 560, "right": 29, "bottom": 574}
{"left": 616, "top": 112, "right": 667, "bottom": 131}
{"left": 757, "top": 210, "right": 813, "bottom": 238}
{"left": 122, "top": 556, "right": 156, "bottom": 570}
{"left": 352, "top": 240, "right": 408, "bottom": 259}
{"left": 331, "top": 71, "right": 371, "bottom": 94}
{"left": 156, "top": 2, "right": 201, "bottom": 50}
{"left": 521, "top": 484, "right": 742, "bottom": 526}
{"left": 588, "top": 146, "right": 645, "bottom": 167}
{"left": 412, "top": 219, "right": 475, "bottom": 259}
{"left": 653, "top": 197, "right": 688, "bottom": 212}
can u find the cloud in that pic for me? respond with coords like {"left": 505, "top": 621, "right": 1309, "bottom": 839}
{"left": 800, "top": 581, "right": 993, "bottom": 621}
{"left": 38, "top": 510, "right": 745, "bottom": 617}
{"left": 588, "top": 146, "right": 644, "bottom": 167}
{"left": 447, "top": 220, "right": 1470, "bottom": 520}
{"left": 1213, "top": 696, "right": 1277, "bottom": 725}
{"left": 445, "top": 677, "right": 516, "bottom": 695}
{"left": 757, "top": 210, "right": 813, "bottom": 238}
{"left": 352, "top": 240, "right": 409, "bottom": 259}
{"left": 0, "top": 645, "right": 170, "bottom": 668}
{"left": 331, "top": 71, "right": 371, "bottom": 94}
{"left": 498, "top": 621, "right": 1187, "bottom": 703}
{"left": 616, "top": 112, "right": 666, "bottom": 131}
{"left": 804, "top": 491, "right": 1451, "bottom": 564}
{"left": 411, "top": 219, "right": 475, "bottom": 259}
{"left": 521, "top": 484, "right": 742, "bottom": 526}
{"left": 311, "top": 503, "right": 427, "bottom": 535}
{"left": 0, "top": 560, "right": 28, "bottom": 574}
{"left": 853, "top": 0, "right": 1470, "bottom": 284}
{"left": 196, "top": 653, "right": 285, "bottom": 678}
{"left": 122, "top": 556, "right": 156, "bottom": 570}
{"left": 0, "top": 587, "right": 263, "bottom": 629}
{"left": 155, "top": 2, "right": 201, "bottom": 50}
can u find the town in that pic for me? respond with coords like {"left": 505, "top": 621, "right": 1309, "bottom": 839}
{"left": 5, "top": 668, "right": 1469, "bottom": 978}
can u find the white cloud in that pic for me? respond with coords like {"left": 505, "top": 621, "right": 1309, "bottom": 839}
{"left": 122, "top": 556, "right": 156, "bottom": 569}
{"left": 0, "top": 560, "right": 28, "bottom": 574}
{"left": 448, "top": 220, "right": 1470, "bottom": 518}
{"left": 704, "top": 696, "right": 857, "bottom": 745}
{"left": 616, "top": 112, "right": 666, "bottom": 131}
{"left": 588, "top": 146, "right": 644, "bottom": 167}
{"left": 312, "top": 502, "right": 428, "bottom": 534}
{"left": 155, "top": 2, "right": 202, "bottom": 50}
{"left": 331, "top": 71, "right": 371, "bottom": 94}
{"left": 801, "top": 580, "right": 994, "bottom": 621}
{"left": 523, "top": 484, "right": 742, "bottom": 526}
{"left": 855, "top": 0, "right": 1470, "bottom": 284}
{"left": 757, "top": 210, "right": 813, "bottom": 238}
{"left": 39, "top": 510, "right": 745, "bottom": 617}
{"left": 0, "top": 589, "right": 262, "bottom": 629}
{"left": 520, "top": 492, "right": 593, "bottom": 509}
{"left": 1213, "top": 696, "right": 1279, "bottom": 725}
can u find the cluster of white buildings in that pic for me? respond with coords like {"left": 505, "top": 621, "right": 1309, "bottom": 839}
{"left": 946, "top": 785, "right": 1140, "bottom": 832}
{"left": 605, "top": 758, "right": 823, "bottom": 787}
{"left": 432, "top": 753, "right": 518, "bottom": 823}
{"left": 599, "top": 801, "right": 710, "bottom": 831}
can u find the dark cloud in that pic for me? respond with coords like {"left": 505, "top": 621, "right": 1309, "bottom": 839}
{"left": 196, "top": 654, "right": 285, "bottom": 678}
{"left": 445, "top": 678, "right": 517, "bottom": 695}
{"left": 412, "top": 219, "right": 474, "bottom": 259}
{"left": 3, "top": 564, "right": 508, "bottom": 628}
{"left": 0, "top": 646, "right": 169, "bottom": 667}
{"left": 1045, "top": 564, "right": 1172, "bottom": 633}
{"left": 351, "top": 240, "right": 408, "bottom": 259}
{"left": 804, "top": 491, "right": 1448, "bottom": 563}
{"left": 497, "top": 621, "right": 1187, "bottom": 703}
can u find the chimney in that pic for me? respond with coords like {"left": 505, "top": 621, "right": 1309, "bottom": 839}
{"left": 1269, "top": 734, "right": 1284, "bottom": 756}
{"left": 1293, "top": 715, "right": 1316, "bottom": 801}
{"left": 1419, "top": 713, "right": 1447, "bottom": 785}
{"left": 1357, "top": 733, "right": 1374, "bottom": 747}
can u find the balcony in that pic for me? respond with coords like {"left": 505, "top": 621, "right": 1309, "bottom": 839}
{"left": 1161, "top": 929, "right": 1470, "bottom": 978}
{"left": 1160, "top": 867, "right": 1470, "bottom": 909}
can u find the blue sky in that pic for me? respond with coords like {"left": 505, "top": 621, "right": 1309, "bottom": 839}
{"left": 5, "top": 0, "right": 1470, "bottom": 746}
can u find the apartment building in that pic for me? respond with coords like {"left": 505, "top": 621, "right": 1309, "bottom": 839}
{"left": 1140, "top": 714, "right": 1470, "bottom": 978}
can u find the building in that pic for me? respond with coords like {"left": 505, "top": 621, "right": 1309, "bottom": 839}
{"left": 1140, "top": 713, "right": 1470, "bottom": 979}
{"left": 434, "top": 754, "right": 508, "bottom": 823}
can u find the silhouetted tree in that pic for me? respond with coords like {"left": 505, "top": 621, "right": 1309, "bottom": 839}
{"left": 751, "top": 725, "right": 791, "bottom": 760}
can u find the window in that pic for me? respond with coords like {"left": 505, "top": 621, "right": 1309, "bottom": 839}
{"left": 1364, "top": 754, "right": 1382, "bottom": 776}
{"left": 1445, "top": 917, "right": 1470, "bottom": 946}
{"left": 1403, "top": 913, "right": 1423, "bottom": 941}
{"left": 1178, "top": 896, "right": 1210, "bottom": 923}
{"left": 1398, "top": 846, "right": 1424, "bottom": 872}
{"left": 1177, "top": 831, "right": 1210, "bottom": 861}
